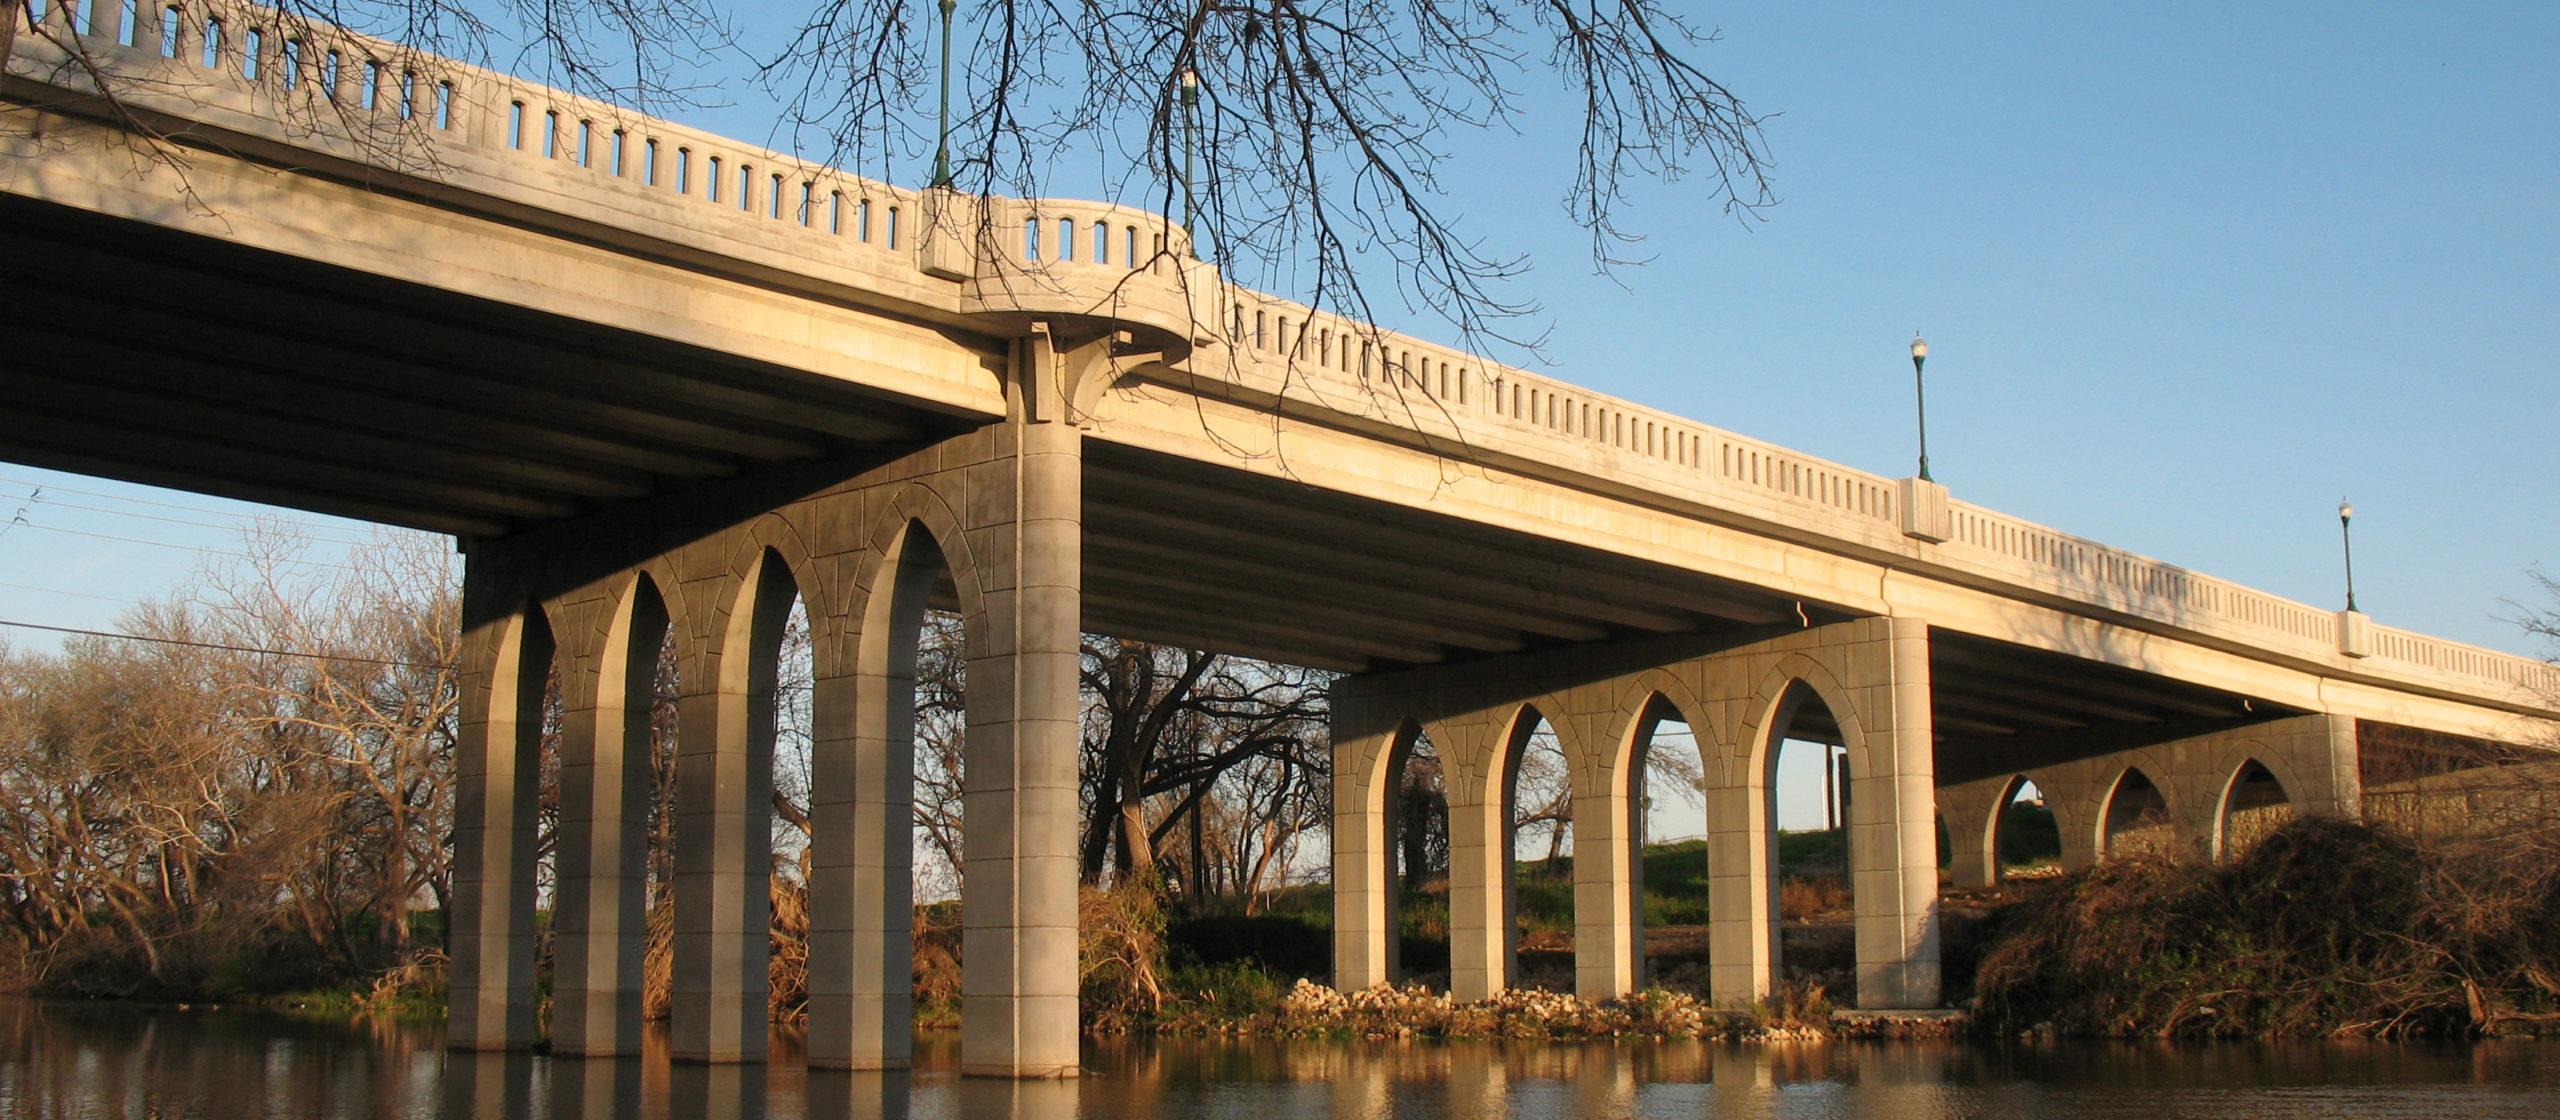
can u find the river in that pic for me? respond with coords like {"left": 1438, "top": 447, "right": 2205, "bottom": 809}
{"left": 3, "top": 998, "right": 2556, "bottom": 1118}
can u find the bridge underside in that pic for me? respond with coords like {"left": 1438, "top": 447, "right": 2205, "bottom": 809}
{"left": 0, "top": 195, "right": 975, "bottom": 537}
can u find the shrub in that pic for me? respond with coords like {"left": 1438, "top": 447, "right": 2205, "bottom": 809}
{"left": 1973, "top": 815, "right": 2560, "bottom": 1037}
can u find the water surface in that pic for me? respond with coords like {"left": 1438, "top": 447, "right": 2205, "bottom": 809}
{"left": 3, "top": 998, "right": 2554, "bottom": 1118}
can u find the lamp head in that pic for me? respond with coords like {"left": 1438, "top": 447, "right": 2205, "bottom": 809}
{"left": 1909, "top": 332, "right": 1927, "bottom": 366}
{"left": 2339, "top": 498, "right": 2353, "bottom": 523}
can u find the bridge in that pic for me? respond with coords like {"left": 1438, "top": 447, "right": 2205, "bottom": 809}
{"left": 6, "top": 1, "right": 2554, "bottom": 1078}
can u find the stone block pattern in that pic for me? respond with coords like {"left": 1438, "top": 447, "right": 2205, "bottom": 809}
{"left": 1330, "top": 618, "right": 1942, "bottom": 1010}
{"left": 445, "top": 413, "right": 1084, "bottom": 1077}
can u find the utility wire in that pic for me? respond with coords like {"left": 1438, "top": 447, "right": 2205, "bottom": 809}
{"left": 10, "top": 522, "right": 423, "bottom": 575}
{"left": 0, "top": 618, "right": 445, "bottom": 670}
{"left": 15, "top": 495, "right": 381, "bottom": 547}
{"left": 0, "top": 580, "right": 137, "bottom": 606}
{"left": 0, "top": 473, "right": 375, "bottom": 532}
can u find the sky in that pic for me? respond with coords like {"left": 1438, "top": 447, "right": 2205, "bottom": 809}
{"left": 3, "top": 3, "right": 2555, "bottom": 837}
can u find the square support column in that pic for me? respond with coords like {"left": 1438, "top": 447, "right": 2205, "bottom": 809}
{"left": 1703, "top": 779, "right": 1774, "bottom": 1007}
{"left": 1848, "top": 617, "right": 1941, "bottom": 1009}
{"left": 1328, "top": 723, "right": 1396, "bottom": 992}
{"left": 1444, "top": 788, "right": 1510, "bottom": 1001}
{"left": 808, "top": 658, "right": 915, "bottom": 1069}
{"left": 958, "top": 407, "right": 1084, "bottom": 1078}
{"left": 447, "top": 608, "right": 549, "bottom": 1051}
{"left": 552, "top": 599, "right": 661, "bottom": 1057}
{"left": 1571, "top": 785, "right": 1640, "bottom": 998}
{"left": 671, "top": 607, "right": 782, "bottom": 1062}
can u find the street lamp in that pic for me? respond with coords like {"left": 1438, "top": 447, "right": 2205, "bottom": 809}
{"left": 1179, "top": 66, "right": 1200, "bottom": 250}
{"left": 2338, "top": 498, "right": 2358, "bottom": 613}
{"left": 929, "top": 0, "right": 957, "bottom": 189}
{"left": 1909, "top": 332, "right": 1932, "bottom": 482}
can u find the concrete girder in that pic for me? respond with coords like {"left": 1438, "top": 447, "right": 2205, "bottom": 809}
{"left": 14, "top": 310, "right": 746, "bottom": 480}
{"left": 1086, "top": 501, "right": 1624, "bottom": 642}
{"left": 0, "top": 358, "right": 656, "bottom": 505}
{"left": 0, "top": 439, "right": 513, "bottom": 537}
{"left": 29, "top": 294, "right": 834, "bottom": 464}
{"left": 1081, "top": 539, "right": 1547, "bottom": 655}
{"left": 20, "top": 225, "right": 938, "bottom": 444}
{"left": 1087, "top": 457, "right": 1791, "bottom": 627}
{"left": 0, "top": 404, "right": 586, "bottom": 522}
{"left": 1079, "top": 586, "right": 1452, "bottom": 667}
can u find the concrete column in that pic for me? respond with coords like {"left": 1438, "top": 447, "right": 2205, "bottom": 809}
{"left": 958, "top": 407, "right": 1084, "bottom": 1078}
{"left": 447, "top": 608, "right": 548, "bottom": 1051}
{"left": 1935, "top": 779, "right": 2009, "bottom": 890}
{"left": 1848, "top": 617, "right": 1940, "bottom": 1009}
{"left": 1703, "top": 777, "right": 1773, "bottom": 1007}
{"left": 1443, "top": 783, "right": 1508, "bottom": 1000}
{"left": 1570, "top": 782, "right": 1639, "bottom": 998}
{"left": 808, "top": 529, "right": 942, "bottom": 1073}
{"left": 673, "top": 561, "right": 792, "bottom": 1063}
{"left": 2315, "top": 714, "right": 2363, "bottom": 817}
{"left": 1329, "top": 726, "right": 1395, "bottom": 991}
{"left": 810, "top": 565, "right": 916, "bottom": 1069}
{"left": 553, "top": 591, "right": 664, "bottom": 1056}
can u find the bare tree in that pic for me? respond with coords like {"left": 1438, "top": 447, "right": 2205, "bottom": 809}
{"left": 0, "top": 524, "right": 459, "bottom": 994}
{"left": 1076, "top": 636, "right": 1327, "bottom": 897}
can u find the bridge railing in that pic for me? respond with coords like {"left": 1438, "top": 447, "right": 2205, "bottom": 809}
{"left": 1203, "top": 287, "right": 1907, "bottom": 540}
{"left": 15, "top": 0, "right": 2555, "bottom": 705}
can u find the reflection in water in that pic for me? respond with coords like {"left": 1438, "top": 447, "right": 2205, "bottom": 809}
{"left": 2, "top": 998, "right": 2557, "bottom": 1118}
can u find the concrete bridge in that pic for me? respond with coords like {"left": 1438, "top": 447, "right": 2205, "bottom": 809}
{"left": 7, "top": 1, "right": 2554, "bottom": 1078}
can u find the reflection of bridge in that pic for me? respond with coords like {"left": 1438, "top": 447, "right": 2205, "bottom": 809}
{"left": 6, "top": 1, "right": 2553, "bottom": 1078}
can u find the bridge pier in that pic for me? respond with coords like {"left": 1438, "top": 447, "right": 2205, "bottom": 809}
{"left": 444, "top": 332, "right": 1094, "bottom": 1077}
{"left": 1939, "top": 712, "right": 2360, "bottom": 883}
{"left": 1331, "top": 617, "right": 1943, "bottom": 1009}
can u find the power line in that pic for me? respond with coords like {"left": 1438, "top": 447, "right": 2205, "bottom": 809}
{"left": 0, "top": 580, "right": 137, "bottom": 606}
{"left": 14, "top": 495, "right": 380, "bottom": 548}
{"left": 0, "top": 619, "right": 444, "bottom": 670}
{"left": 9, "top": 522, "right": 418, "bottom": 575}
{"left": 0, "top": 473, "right": 374, "bottom": 532}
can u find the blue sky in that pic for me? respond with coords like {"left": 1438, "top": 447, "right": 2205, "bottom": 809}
{"left": 3, "top": 4, "right": 2554, "bottom": 833}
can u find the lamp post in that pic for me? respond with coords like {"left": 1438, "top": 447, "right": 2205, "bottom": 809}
{"left": 928, "top": 0, "right": 957, "bottom": 189}
{"left": 1909, "top": 332, "right": 1932, "bottom": 482}
{"left": 1179, "top": 66, "right": 1199, "bottom": 250}
{"left": 2339, "top": 499, "right": 2358, "bottom": 613}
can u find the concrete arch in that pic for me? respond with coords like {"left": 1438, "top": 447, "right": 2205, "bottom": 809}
{"left": 1737, "top": 654, "right": 1870, "bottom": 793}
{"left": 1962, "top": 774, "right": 2032, "bottom": 885}
{"left": 1607, "top": 672, "right": 1717, "bottom": 783}
{"left": 549, "top": 570, "right": 672, "bottom": 1056}
{"left": 2096, "top": 761, "right": 2180, "bottom": 859}
{"left": 851, "top": 483, "right": 992, "bottom": 657}
{"left": 2212, "top": 755, "right": 2298, "bottom": 860}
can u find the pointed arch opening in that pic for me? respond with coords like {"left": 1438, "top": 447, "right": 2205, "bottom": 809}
{"left": 767, "top": 581, "right": 815, "bottom": 1023}
{"left": 1761, "top": 680, "right": 1854, "bottom": 993}
{"left": 1629, "top": 695, "right": 1708, "bottom": 991}
{"left": 667, "top": 547, "right": 798, "bottom": 1060}
{"left": 1383, "top": 721, "right": 1447, "bottom": 985}
{"left": 867, "top": 520, "right": 968, "bottom": 1029}
{"left": 551, "top": 572, "right": 670, "bottom": 1052}
{"left": 2219, "top": 760, "right": 2293, "bottom": 858}
{"left": 2102, "top": 768, "right": 2174, "bottom": 858}
{"left": 1502, "top": 709, "right": 1573, "bottom": 991}
{"left": 1994, "top": 777, "right": 2061, "bottom": 881}
{"left": 637, "top": 583, "right": 681, "bottom": 1022}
